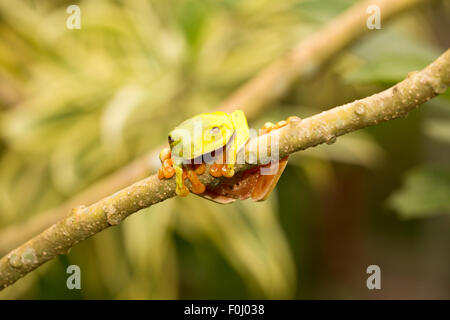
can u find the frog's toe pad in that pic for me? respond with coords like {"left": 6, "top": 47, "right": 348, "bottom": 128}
{"left": 158, "top": 148, "right": 176, "bottom": 180}
{"left": 158, "top": 159, "right": 176, "bottom": 179}
{"left": 187, "top": 169, "right": 206, "bottom": 194}
{"left": 210, "top": 163, "right": 224, "bottom": 177}
{"left": 176, "top": 184, "right": 189, "bottom": 197}
{"left": 222, "top": 165, "right": 235, "bottom": 178}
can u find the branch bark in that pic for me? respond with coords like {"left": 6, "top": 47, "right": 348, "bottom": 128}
{"left": 1, "top": 48, "right": 449, "bottom": 290}
{"left": 0, "top": 0, "right": 427, "bottom": 256}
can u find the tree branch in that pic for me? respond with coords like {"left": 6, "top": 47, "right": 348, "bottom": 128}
{"left": 1, "top": 48, "right": 448, "bottom": 290}
{"left": 0, "top": 0, "right": 427, "bottom": 256}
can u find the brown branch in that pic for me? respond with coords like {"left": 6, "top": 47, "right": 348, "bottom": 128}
{"left": 1, "top": 48, "right": 448, "bottom": 290}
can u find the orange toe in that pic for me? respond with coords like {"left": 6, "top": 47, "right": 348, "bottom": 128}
{"left": 164, "top": 167, "right": 175, "bottom": 179}
{"left": 222, "top": 165, "right": 234, "bottom": 178}
{"left": 275, "top": 120, "right": 287, "bottom": 129}
{"left": 187, "top": 170, "right": 206, "bottom": 194}
{"left": 195, "top": 163, "right": 206, "bottom": 175}
{"left": 210, "top": 163, "right": 223, "bottom": 177}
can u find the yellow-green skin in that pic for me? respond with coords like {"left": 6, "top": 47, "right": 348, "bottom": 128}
{"left": 167, "top": 110, "right": 249, "bottom": 196}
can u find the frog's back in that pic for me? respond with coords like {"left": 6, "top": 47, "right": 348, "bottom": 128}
{"left": 170, "top": 111, "right": 235, "bottom": 159}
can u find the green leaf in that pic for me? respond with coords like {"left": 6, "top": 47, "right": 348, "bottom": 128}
{"left": 388, "top": 167, "right": 450, "bottom": 219}
{"left": 344, "top": 29, "right": 441, "bottom": 84}
{"left": 424, "top": 119, "right": 450, "bottom": 145}
{"left": 423, "top": 96, "right": 450, "bottom": 145}
{"left": 294, "top": 0, "right": 357, "bottom": 23}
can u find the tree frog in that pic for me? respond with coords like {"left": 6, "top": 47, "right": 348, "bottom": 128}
{"left": 158, "top": 109, "right": 294, "bottom": 203}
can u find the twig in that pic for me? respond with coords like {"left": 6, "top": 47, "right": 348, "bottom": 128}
{"left": 1, "top": 48, "right": 448, "bottom": 290}
{"left": 0, "top": 0, "right": 427, "bottom": 256}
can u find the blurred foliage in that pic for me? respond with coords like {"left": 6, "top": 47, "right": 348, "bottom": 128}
{"left": 388, "top": 167, "right": 450, "bottom": 218}
{"left": 389, "top": 91, "right": 450, "bottom": 219}
{"left": 343, "top": 29, "right": 441, "bottom": 83}
{"left": 0, "top": 0, "right": 449, "bottom": 299}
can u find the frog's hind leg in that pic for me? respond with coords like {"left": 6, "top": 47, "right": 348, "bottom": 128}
{"left": 251, "top": 157, "right": 288, "bottom": 201}
{"left": 209, "top": 110, "right": 249, "bottom": 179}
{"left": 224, "top": 110, "right": 250, "bottom": 178}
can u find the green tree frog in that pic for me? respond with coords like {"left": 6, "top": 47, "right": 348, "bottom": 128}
{"left": 158, "top": 109, "right": 294, "bottom": 203}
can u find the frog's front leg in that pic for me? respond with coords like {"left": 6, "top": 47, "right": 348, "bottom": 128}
{"left": 173, "top": 160, "right": 189, "bottom": 196}
{"left": 158, "top": 148, "right": 189, "bottom": 196}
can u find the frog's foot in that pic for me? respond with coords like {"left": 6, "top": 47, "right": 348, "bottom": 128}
{"left": 209, "top": 163, "right": 234, "bottom": 178}
{"left": 223, "top": 161, "right": 235, "bottom": 178}
{"left": 259, "top": 120, "right": 286, "bottom": 135}
{"left": 259, "top": 116, "right": 301, "bottom": 135}
{"left": 184, "top": 164, "right": 206, "bottom": 194}
{"left": 177, "top": 181, "right": 190, "bottom": 197}
{"left": 158, "top": 148, "right": 175, "bottom": 179}
{"left": 209, "top": 148, "right": 235, "bottom": 178}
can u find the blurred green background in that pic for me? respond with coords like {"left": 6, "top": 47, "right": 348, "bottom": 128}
{"left": 0, "top": 0, "right": 449, "bottom": 299}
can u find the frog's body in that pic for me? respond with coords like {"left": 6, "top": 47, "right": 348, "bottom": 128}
{"left": 158, "top": 109, "right": 292, "bottom": 203}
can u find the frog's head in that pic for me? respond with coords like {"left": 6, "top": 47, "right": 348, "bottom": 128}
{"left": 168, "top": 112, "right": 235, "bottom": 160}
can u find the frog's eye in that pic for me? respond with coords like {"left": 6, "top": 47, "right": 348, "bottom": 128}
{"left": 210, "top": 126, "right": 220, "bottom": 135}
